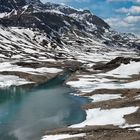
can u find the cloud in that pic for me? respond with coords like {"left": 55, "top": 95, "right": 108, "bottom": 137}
{"left": 105, "top": 16, "right": 140, "bottom": 36}
{"left": 124, "top": 15, "right": 140, "bottom": 23}
{"left": 107, "top": 0, "right": 140, "bottom": 4}
{"left": 106, "top": 15, "right": 140, "bottom": 26}
{"left": 41, "top": 0, "right": 90, "bottom": 4}
{"left": 105, "top": 17, "right": 133, "bottom": 28}
{"left": 41, "top": 0, "right": 140, "bottom": 36}
{"left": 116, "top": 6, "right": 140, "bottom": 14}
{"left": 41, "top": 0, "right": 69, "bottom": 3}
{"left": 75, "top": 0, "right": 90, "bottom": 2}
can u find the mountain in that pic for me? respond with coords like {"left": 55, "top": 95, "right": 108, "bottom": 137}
{"left": 0, "top": 1, "right": 140, "bottom": 140}
{"left": 0, "top": 0, "right": 139, "bottom": 61}
{"left": 0, "top": 0, "right": 41, "bottom": 12}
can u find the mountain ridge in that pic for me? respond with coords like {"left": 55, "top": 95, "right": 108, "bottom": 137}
{"left": 0, "top": 0, "right": 139, "bottom": 61}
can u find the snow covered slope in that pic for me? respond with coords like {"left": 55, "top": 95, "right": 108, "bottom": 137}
{"left": 0, "top": 0, "right": 139, "bottom": 62}
{"left": 0, "top": 26, "right": 65, "bottom": 60}
{"left": 0, "top": 0, "right": 139, "bottom": 88}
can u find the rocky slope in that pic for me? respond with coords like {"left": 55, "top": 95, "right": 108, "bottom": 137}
{"left": 0, "top": 0, "right": 139, "bottom": 61}
{"left": 42, "top": 57, "right": 140, "bottom": 140}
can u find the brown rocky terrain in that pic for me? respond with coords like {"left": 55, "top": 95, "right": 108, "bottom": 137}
{"left": 42, "top": 57, "right": 140, "bottom": 140}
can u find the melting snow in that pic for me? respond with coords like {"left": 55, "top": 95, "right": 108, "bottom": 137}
{"left": 135, "top": 95, "right": 140, "bottom": 100}
{"left": 67, "top": 61, "right": 140, "bottom": 93}
{"left": 0, "top": 13, "right": 8, "bottom": 18}
{"left": 0, "top": 75, "right": 31, "bottom": 88}
{"left": 107, "top": 61, "right": 140, "bottom": 78}
{"left": 41, "top": 133, "right": 85, "bottom": 140}
{"left": 90, "top": 94, "right": 122, "bottom": 102}
{"left": 70, "top": 107, "right": 139, "bottom": 128}
{"left": 0, "top": 62, "right": 63, "bottom": 74}
{"left": 0, "top": 62, "right": 62, "bottom": 88}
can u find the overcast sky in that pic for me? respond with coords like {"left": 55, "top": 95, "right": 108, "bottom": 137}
{"left": 41, "top": 0, "right": 140, "bottom": 36}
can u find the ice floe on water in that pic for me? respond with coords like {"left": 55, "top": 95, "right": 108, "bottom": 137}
{"left": 70, "top": 107, "right": 139, "bottom": 128}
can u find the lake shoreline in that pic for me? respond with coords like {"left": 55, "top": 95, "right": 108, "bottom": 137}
{"left": 42, "top": 57, "right": 140, "bottom": 140}
{"left": 0, "top": 70, "right": 90, "bottom": 140}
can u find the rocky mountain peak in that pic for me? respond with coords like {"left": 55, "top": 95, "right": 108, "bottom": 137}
{"left": 25, "top": 0, "right": 42, "bottom": 4}
{"left": 0, "top": 0, "right": 42, "bottom": 12}
{"left": 0, "top": 1, "right": 139, "bottom": 51}
{"left": 0, "top": 0, "right": 26, "bottom": 12}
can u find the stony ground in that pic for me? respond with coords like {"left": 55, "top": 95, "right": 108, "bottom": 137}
{"left": 42, "top": 56, "right": 140, "bottom": 140}
{"left": 0, "top": 46, "right": 139, "bottom": 140}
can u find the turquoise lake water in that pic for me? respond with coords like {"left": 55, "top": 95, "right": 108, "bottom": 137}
{"left": 0, "top": 77, "right": 88, "bottom": 140}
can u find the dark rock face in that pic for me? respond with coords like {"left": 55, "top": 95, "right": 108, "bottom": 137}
{"left": 93, "top": 57, "right": 140, "bottom": 71}
{"left": 26, "top": 0, "right": 41, "bottom": 4}
{"left": 0, "top": 0, "right": 110, "bottom": 33}
{"left": 0, "top": 0, "right": 26, "bottom": 12}
{"left": 0, "top": 0, "right": 42, "bottom": 12}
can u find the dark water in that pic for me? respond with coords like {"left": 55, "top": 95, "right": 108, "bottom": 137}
{"left": 0, "top": 76, "right": 88, "bottom": 140}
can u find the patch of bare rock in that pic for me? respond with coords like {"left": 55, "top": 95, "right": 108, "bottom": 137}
{"left": 93, "top": 57, "right": 140, "bottom": 72}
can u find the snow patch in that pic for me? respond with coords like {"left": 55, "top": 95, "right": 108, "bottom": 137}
{"left": 70, "top": 107, "right": 139, "bottom": 128}
{"left": 41, "top": 133, "right": 85, "bottom": 140}
{"left": 67, "top": 75, "right": 140, "bottom": 93}
{"left": 0, "top": 62, "right": 63, "bottom": 74}
{"left": 0, "top": 75, "right": 31, "bottom": 88}
{"left": 135, "top": 95, "right": 140, "bottom": 100}
{"left": 90, "top": 94, "right": 122, "bottom": 102}
{"left": 106, "top": 61, "right": 140, "bottom": 78}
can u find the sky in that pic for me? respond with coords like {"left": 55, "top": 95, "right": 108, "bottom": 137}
{"left": 41, "top": 0, "right": 140, "bottom": 36}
